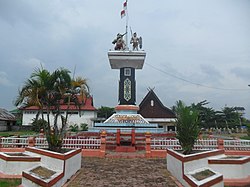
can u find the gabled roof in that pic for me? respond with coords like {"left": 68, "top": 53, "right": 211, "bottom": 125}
{"left": 0, "top": 108, "right": 16, "bottom": 121}
{"left": 21, "top": 95, "right": 97, "bottom": 111}
{"left": 138, "top": 89, "right": 176, "bottom": 118}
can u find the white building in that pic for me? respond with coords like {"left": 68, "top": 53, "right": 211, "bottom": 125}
{"left": 20, "top": 96, "right": 97, "bottom": 129}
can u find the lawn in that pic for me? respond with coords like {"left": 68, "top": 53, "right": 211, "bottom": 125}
{"left": 0, "top": 130, "right": 37, "bottom": 137}
{"left": 0, "top": 179, "right": 21, "bottom": 187}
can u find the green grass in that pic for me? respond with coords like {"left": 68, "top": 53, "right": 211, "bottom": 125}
{"left": 0, "top": 130, "right": 37, "bottom": 137}
{"left": 0, "top": 179, "right": 21, "bottom": 187}
{"left": 240, "top": 136, "right": 250, "bottom": 140}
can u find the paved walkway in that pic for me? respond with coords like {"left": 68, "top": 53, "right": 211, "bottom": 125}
{"left": 66, "top": 157, "right": 180, "bottom": 187}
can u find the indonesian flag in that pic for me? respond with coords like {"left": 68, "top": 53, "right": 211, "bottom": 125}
{"left": 121, "top": 9, "right": 126, "bottom": 19}
{"left": 123, "top": 1, "right": 127, "bottom": 10}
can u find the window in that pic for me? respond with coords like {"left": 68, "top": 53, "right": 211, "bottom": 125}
{"left": 151, "top": 100, "right": 154, "bottom": 106}
{"left": 124, "top": 68, "right": 131, "bottom": 76}
{"left": 68, "top": 111, "right": 79, "bottom": 115}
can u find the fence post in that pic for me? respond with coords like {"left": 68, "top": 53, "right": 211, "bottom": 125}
{"left": 39, "top": 129, "right": 45, "bottom": 138}
{"left": 145, "top": 132, "right": 151, "bottom": 158}
{"left": 28, "top": 136, "right": 36, "bottom": 147}
{"left": 217, "top": 138, "right": 224, "bottom": 150}
{"left": 0, "top": 136, "right": 2, "bottom": 148}
{"left": 131, "top": 128, "right": 135, "bottom": 146}
{"left": 100, "top": 131, "right": 107, "bottom": 157}
{"left": 116, "top": 129, "right": 120, "bottom": 146}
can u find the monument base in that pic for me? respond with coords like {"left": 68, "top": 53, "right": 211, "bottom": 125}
{"left": 115, "top": 105, "right": 139, "bottom": 114}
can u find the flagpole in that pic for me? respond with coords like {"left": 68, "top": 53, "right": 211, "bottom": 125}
{"left": 125, "top": 0, "right": 129, "bottom": 50}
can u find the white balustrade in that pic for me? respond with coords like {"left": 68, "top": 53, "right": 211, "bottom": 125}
{"left": 0, "top": 137, "right": 28, "bottom": 147}
{"left": 194, "top": 139, "right": 218, "bottom": 150}
{"left": 35, "top": 138, "right": 48, "bottom": 148}
{"left": 151, "top": 139, "right": 181, "bottom": 150}
{"left": 63, "top": 138, "right": 101, "bottom": 149}
{"left": 151, "top": 139, "right": 218, "bottom": 150}
{"left": 224, "top": 139, "right": 250, "bottom": 151}
{"left": 1, "top": 136, "right": 250, "bottom": 151}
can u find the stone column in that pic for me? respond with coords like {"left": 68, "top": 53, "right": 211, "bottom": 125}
{"left": 28, "top": 137, "right": 36, "bottom": 147}
{"left": 145, "top": 132, "right": 151, "bottom": 158}
{"left": 217, "top": 139, "right": 224, "bottom": 150}
{"left": 100, "top": 131, "right": 107, "bottom": 157}
{"left": 131, "top": 128, "right": 135, "bottom": 146}
{"left": 116, "top": 129, "right": 121, "bottom": 146}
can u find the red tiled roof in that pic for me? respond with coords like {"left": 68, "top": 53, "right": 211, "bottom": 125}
{"left": 21, "top": 96, "right": 97, "bottom": 111}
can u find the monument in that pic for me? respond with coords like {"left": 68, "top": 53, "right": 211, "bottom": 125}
{"left": 93, "top": 1, "right": 163, "bottom": 134}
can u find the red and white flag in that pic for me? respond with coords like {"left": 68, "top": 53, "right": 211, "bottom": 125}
{"left": 121, "top": 9, "right": 126, "bottom": 19}
{"left": 123, "top": 1, "right": 127, "bottom": 10}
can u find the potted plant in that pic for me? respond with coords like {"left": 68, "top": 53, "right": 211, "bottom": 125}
{"left": 175, "top": 100, "right": 200, "bottom": 155}
{"left": 15, "top": 67, "right": 88, "bottom": 186}
{"left": 167, "top": 101, "right": 224, "bottom": 186}
{"left": 15, "top": 67, "right": 89, "bottom": 152}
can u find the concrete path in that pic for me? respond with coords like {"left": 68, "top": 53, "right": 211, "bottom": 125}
{"left": 66, "top": 157, "right": 179, "bottom": 187}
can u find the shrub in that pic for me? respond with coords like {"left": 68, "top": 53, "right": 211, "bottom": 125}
{"left": 69, "top": 124, "right": 79, "bottom": 132}
{"left": 175, "top": 100, "right": 200, "bottom": 155}
{"left": 31, "top": 119, "right": 48, "bottom": 133}
{"left": 80, "top": 123, "right": 88, "bottom": 131}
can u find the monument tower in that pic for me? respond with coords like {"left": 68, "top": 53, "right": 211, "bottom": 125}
{"left": 93, "top": 1, "right": 162, "bottom": 133}
{"left": 108, "top": 0, "right": 146, "bottom": 112}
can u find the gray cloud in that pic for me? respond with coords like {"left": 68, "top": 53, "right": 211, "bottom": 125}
{"left": 0, "top": 0, "right": 249, "bottom": 118}
{"left": 231, "top": 67, "right": 250, "bottom": 81}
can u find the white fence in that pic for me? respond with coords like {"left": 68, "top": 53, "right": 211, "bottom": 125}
{"left": 0, "top": 137, "right": 250, "bottom": 151}
{"left": 0, "top": 137, "right": 101, "bottom": 149}
{"left": 0, "top": 137, "right": 29, "bottom": 148}
{"left": 151, "top": 139, "right": 182, "bottom": 150}
{"left": 63, "top": 138, "right": 101, "bottom": 149}
{"left": 224, "top": 139, "right": 250, "bottom": 151}
{"left": 194, "top": 139, "right": 218, "bottom": 150}
{"left": 151, "top": 138, "right": 250, "bottom": 151}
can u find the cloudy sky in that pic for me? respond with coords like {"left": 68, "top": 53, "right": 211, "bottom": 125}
{"left": 0, "top": 0, "right": 250, "bottom": 117}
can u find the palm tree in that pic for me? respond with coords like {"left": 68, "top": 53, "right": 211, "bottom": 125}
{"left": 175, "top": 100, "right": 200, "bottom": 155}
{"left": 15, "top": 67, "right": 89, "bottom": 152}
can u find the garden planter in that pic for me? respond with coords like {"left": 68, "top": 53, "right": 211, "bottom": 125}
{"left": 0, "top": 152, "right": 40, "bottom": 175}
{"left": 22, "top": 147, "right": 81, "bottom": 187}
{"left": 184, "top": 167, "right": 223, "bottom": 187}
{"left": 167, "top": 149, "right": 224, "bottom": 186}
{"left": 209, "top": 155, "right": 250, "bottom": 186}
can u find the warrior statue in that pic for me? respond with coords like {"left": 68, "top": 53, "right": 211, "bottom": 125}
{"left": 130, "top": 32, "right": 142, "bottom": 51}
{"left": 112, "top": 32, "right": 127, "bottom": 50}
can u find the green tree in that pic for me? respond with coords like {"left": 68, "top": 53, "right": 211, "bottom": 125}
{"left": 222, "top": 107, "right": 241, "bottom": 128}
{"left": 191, "top": 100, "right": 216, "bottom": 128}
{"left": 175, "top": 100, "right": 200, "bottom": 155}
{"left": 15, "top": 67, "right": 89, "bottom": 152}
{"left": 97, "top": 106, "right": 115, "bottom": 119}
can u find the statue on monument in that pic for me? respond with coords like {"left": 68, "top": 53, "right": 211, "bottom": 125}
{"left": 130, "top": 32, "right": 139, "bottom": 50}
{"left": 112, "top": 32, "right": 127, "bottom": 50}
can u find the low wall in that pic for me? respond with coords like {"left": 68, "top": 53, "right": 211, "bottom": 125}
{"left": 0, "top": 152, "right": 40, "bottom": 175}
{"left": 167, "top": 149, "right": 224, "bottom": 186}
{"left": 22, "top": 147, "right": 82, "bottom": 187}
{"left": 208, "top": 156, "right": 250, "bottom": 179}
{"left": 82, "top": 149, "right": 105, "bottom": 157}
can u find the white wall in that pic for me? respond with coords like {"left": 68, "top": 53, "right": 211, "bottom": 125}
{"left": 167, "top": 153, "right": 188, "bottom": 186}
{"left": 209, "top": 156, "right": 250, "bottom": 179}
{"left": 22, "top": 110, "right": 97, "bottom": 129}
{"left": 0, "top": 152, "right": 40, "bottom": 175}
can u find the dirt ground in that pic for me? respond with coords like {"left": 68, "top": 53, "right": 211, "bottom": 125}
{"left": 66, "top": 157, "right": 179, "bottom": 187}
